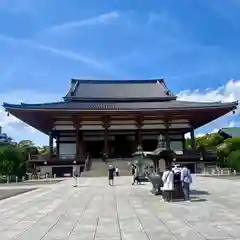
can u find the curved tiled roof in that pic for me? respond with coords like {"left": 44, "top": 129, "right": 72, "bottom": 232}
{"left": 3, "top": 100, "right": 238, "bottom": 111}
{"left": 64, "top": 79, "right": 177, "bottom": 100}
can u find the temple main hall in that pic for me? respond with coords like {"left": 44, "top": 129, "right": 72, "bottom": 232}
{"left": 3, "top": 79, "right": 238, "bottom": 176}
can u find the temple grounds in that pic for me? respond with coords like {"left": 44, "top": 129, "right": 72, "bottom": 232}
{"left": 1, "top": 176, "right": 240, "bottom": 240}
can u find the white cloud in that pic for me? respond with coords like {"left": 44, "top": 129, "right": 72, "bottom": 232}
{"left": 0, "top": 33, "right": 113, "bottom": 73}
{"left": 38, "top": 44, "right": 110, "bottom": 71}
{"left": 1, "top": 79, "right": 239, "bottom": 144}
{"left": 177, "top": 79, "right": 239, "bottom": 104}
{"left": 47, "top": 11, "right": 119, "bottom": 33}
{"left": 178, "top": 79, "right": 239, "bottom": 120}
{"left": 181, "top": 79, "right": 240, "bottom": 138}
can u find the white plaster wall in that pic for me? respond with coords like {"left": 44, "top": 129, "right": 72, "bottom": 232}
{"left": 60, "top": 136, "right": 76, "bottom": 141}
{"left": 55, "top": 125, "right": 75, "bottom": 130}
{"left": 142, "top": 124, "right": 165, "bottom": 129}
{"left": 59, "top": 143, "right": 76, "bottom": 156}
{"left": 40, "top": 166, "right": 52, "bottom": 176}
{"left": 81, "top": 125, "right": 103, "bottom": 130}
{"left": 170, "top": 141, "right": 183, "bottom": 152}
{"left": 108, "top": 125, "right": 138, "bottom": 130}
{"left": 170, "top": 123, "right": 190, "bottom": 128}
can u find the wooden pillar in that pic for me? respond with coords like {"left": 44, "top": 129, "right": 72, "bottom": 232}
{"left": 76, "top": 125, "right": 80, "bottom": 159}
{"left": 103, "top": 116, "right": 109, "bottom": 154}
{"left": 73, "top": 117, "right": 82, "bottom": 159}
{"left": 165, "top": 121, "right": 171, "bottom": 150}
{"left": 48, "top": 131, "right": 53, "bottom": 160}
{"left": 190, "top": 127, "right": 196, "bottom": 149}
{"left": 136, "top": 118, "right": 143, "bottom": 149}
{"left": 137, "top": 129, "right": 142, "bottom": 148}
{"left": 56, "top": 134, "right": 60, "bottom": 160}
{"left": 182, "top": 133, "right": 186, "bottom": 152}
{"left": 79, "top": 131, "right": 84, "bottom": 157}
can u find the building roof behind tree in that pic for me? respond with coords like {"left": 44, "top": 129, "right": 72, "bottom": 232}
{"left": 218, "top": 127, "right": 240, "bottom": 138}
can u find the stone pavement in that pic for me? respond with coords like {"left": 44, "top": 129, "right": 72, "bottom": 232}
{"left": 1, "top": 176, "right": 240, "bottom": 239}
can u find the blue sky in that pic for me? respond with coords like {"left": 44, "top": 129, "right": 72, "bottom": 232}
{"left": 0, "top": 0, "right": 240, "bottom": 145}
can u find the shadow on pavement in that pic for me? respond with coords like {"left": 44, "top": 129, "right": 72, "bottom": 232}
{"left": 190, "top": 189, "right": 210, "bottom": 195}
{"left": 0, "top": 188, "right": 37, "bottom": 201}
{"left": 171, "top": 197, "right": 207, "bottom": 203}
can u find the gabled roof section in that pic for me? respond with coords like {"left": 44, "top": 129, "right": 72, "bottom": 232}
{"left": 63, "top": 79, "right": 177, "bottom": 101}
{"left": 219, "top": 127, "right": 240, "bottom": 138}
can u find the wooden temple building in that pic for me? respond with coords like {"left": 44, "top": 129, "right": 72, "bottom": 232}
{"left": 3, "top": 79, "right": 238, "bottom": 176}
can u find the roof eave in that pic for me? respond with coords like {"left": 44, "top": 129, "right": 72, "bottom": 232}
{"left": 3, "top": 101, "right": 238, "bottom": 112}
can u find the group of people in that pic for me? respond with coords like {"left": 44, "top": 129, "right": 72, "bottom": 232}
{"left": 161, "top": 164, "right": 192, "bottom": 202}
{"left": 109, "top": 163, "right": 192, "bottom": 202}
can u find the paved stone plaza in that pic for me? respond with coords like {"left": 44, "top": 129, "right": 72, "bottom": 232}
{"left": 1, "top": 176, "right": 240, "bottom": 240}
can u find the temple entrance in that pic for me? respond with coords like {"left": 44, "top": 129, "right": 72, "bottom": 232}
{"left": 85, "top": 140, "right": 104, "bottom": 158}
{"left": 113, "top": 135, "right": 134, "bottom": 158}
{"left": 142, "top": 139, "right": 158, "bottom": 151}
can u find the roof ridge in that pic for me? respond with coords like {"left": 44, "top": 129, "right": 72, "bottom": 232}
{"left": 70, "top": 79, "right": 165, "bottom": 84}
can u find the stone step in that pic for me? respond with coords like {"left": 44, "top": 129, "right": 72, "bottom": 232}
{"left": 82, "top": 159, "right": 133, "bottom": 177}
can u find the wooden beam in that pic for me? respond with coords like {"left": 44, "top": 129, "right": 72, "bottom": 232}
{"left": 164, "top": 121, "right": 171, "bottom": 150}
{"left": 102, "top": 116, "right": 110, "bottom": 154}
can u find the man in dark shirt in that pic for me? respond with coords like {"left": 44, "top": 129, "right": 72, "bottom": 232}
{"left": 108, "top": 165, "right": 115, "bottom": 186}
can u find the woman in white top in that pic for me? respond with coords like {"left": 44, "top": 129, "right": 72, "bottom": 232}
{"left": 161, "top": 167, "right": 174, "bottom": 202}
{"left": 115, "top": 167, "right": 119, "bottom": 176}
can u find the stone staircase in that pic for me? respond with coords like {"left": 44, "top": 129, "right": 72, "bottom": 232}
{"left": 81, "top": 158, "right": 133, "bottom": 177}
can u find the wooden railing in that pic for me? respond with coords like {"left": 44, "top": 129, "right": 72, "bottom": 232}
{"left": 30, "top": 154, "right": 77, "bottom": 161}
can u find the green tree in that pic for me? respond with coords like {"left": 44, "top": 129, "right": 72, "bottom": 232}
{"left": 17, "top": 140, "right": 39, "bottom": 160}
{"left": 18, "top": 140, "right": 35, "bottom": 148}
{"left": 185, "top": 138, "right": 192, "bottom": 149}
{"left": 228, "top": 150, "right": 240, "bottom": 171}
{"left": 38, "top": 145, "right": 50, "bottom": 155}
{"left": 224, "top": 137, "right": 240, "bottom": 150}
{"left": 196, "top": 133, "right": 224, "bottom": 149}
{"left": 0, "top": 146, "right": 27, "bottom": 177}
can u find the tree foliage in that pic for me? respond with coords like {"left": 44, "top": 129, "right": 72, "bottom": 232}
{"left": 0, "top": 146, "right": 27, "bottom": 177}
{"left": 0, "top": 136, "right": 53, "bottom": 178}
{"left": 228, "top": 150, "right": 240, "bottom": 171}
{"left": 196, "top": 133, "right": 224, "bottom": 149}
{"left": 185, "top": 132, "right": 240, "bottom": 171}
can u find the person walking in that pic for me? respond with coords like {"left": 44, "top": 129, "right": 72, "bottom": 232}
{"left": 72, "top": 166, "right": 79, "bottom": 187}
{"left": 161, "top": 167, "right": 174, "bottom": 202}
{"left": 180, "top": 165, "right": 192, "bottom": 201}
{"left": 132, "top": 166, "right": 140, "bottom": 185}
{"left": 131, "top": 164, "right": 135, "bottom": 184}
{"left": 115, "top": 166, "right": 119, "bottom": 176}
{"left": 108, "top": 165, "right": 115, "bottom": 186}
